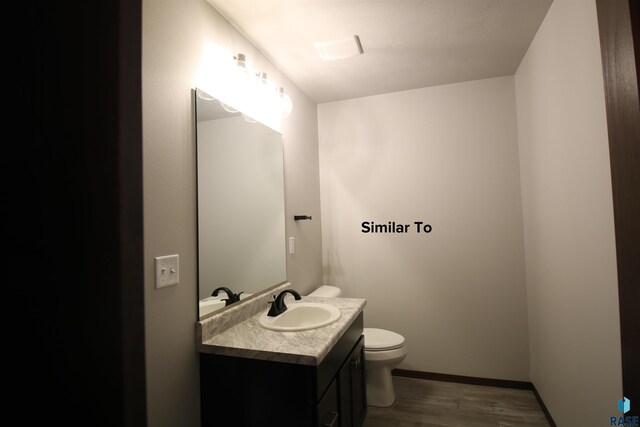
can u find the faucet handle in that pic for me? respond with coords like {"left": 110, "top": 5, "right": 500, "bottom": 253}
{"left": 267, "top": 295, "right": 279, "bottom": 317}
{"left": 225, "top": 291, "right": 243, "bottom": 304}
{"left": 212, "top": 287, "right": 243, "bottom": 306}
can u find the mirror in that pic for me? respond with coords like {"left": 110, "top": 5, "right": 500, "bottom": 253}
{"left": 195, "top": 88, "right": 287, "bottom": 319}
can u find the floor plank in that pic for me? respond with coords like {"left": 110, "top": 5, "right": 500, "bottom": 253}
{"left": 364, "top": 377, "right": 550, "bottom": 427}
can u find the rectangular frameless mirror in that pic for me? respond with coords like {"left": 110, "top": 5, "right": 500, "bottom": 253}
{"left": 195, "top": 88, "right": 287, "bottom": 319}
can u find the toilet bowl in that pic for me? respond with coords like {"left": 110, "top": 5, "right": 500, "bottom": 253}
{"left": 363, "top": 328, "right": 407, "bottom": 407}
{"left": 308, "top": 285, "right": 408, "bottom": 408}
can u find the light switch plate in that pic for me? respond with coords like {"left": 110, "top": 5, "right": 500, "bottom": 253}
{"left": 289, "top": 237, "right": 295, "bottom": 254}
{"left": 155, "top": 254, "right": 179, "bottom": 289}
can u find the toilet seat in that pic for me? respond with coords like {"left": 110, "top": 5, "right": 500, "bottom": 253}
{"left": 363, "top": 328, "right": 405, "bottom": 351}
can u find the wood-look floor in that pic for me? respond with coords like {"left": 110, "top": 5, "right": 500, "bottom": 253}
{"left": 364, "top": 377, "right": 550, "bottom": 427}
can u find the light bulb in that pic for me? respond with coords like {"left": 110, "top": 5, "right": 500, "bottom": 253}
{"left": 257, "top": 73, "right": 277, "bottom": 96}
{"left": 252, "top": 72, "right": 277, "bottom": 119}
{"left": 277, "top": 87, "right": 293, "bottom": 118}
{"left": 234, "top": 53, "right": 254, "bottom": 81}
{"left": 232, "top": 53, "right": 255, "bottom": 111}
{"left": 257, "top": 72, "right": 268, "bottom": 86}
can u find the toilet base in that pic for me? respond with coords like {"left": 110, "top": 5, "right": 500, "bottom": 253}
{"left": 366, "top": 366, "right": 395, "bottom": 407}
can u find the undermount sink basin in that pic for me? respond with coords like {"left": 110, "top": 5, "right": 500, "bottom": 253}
{"left": 258, "top": 302, "right": 341, "bottom": 332}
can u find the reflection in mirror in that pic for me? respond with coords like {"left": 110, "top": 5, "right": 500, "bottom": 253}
{"left": 195, "top": 88, "right": 287, "bottom": 319}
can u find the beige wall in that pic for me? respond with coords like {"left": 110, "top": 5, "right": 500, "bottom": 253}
{"left": 318, "top": 76, "right": 531, "bottom": 381}
{"left": 142, "top": 0, "right": 322, "bottom": 424}
{"left": 514, "top": 0, "right": 622, "bottom": 425}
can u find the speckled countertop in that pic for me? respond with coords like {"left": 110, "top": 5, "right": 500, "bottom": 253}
{"left": 197, "top": 296, "right": 366, "bottom": 366}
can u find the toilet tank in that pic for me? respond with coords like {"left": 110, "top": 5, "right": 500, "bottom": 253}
{"left": 308, "top": 285, "right": 342, "bottom": 297}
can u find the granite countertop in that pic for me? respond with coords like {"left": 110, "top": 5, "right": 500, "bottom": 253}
{"left": 197, "top": 296, "right": 366, "bottom": 366}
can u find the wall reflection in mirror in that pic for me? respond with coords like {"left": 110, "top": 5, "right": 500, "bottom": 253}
{"left": 195, "top": 88, "right": 286, "bottom": 319}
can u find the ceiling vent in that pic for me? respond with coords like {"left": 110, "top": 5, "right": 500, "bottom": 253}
{"left": 314, "top": 35, "right": 363, "bottom": 61}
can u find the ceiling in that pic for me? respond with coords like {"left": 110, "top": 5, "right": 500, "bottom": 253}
{"left": 206, "top": 0, "right": 553, "bottom": 104}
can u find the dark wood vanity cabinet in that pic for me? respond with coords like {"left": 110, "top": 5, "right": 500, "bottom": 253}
{"left": 200, "top": 312, "right": 367, "bottom": 427}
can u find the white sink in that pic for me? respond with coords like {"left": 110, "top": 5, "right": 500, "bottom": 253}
{"left": 199, "top": 298, "right": 226, "bottom": 317}
{"left": 199, "top": 293, "right": 253, "bottom": 317}
{"left": 258, "top": 302, "right": 341, "bottom": 332}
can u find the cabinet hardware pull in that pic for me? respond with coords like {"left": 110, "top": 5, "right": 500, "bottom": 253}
{"left": 323, "top": 411, "right": 338, "bottom": 427}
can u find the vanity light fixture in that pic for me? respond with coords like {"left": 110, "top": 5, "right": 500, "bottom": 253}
{"left": 314, "top": 35, "right": 363, "bottom": 61}
{"left": 220, "top": 53, "right": 293, "bottom": 121}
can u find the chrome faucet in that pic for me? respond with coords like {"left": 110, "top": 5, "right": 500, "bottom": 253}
{"left": 212, "top": 287, "right": 243, "bottom": 306}
{"left": 267, "top": 289, "right": 302, "bottom": 317}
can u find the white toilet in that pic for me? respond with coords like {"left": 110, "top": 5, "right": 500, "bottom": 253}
{"left": 362, "top": 327, "right": 407, "bottom": 407}
{"left": 308, "top": 285, "right": 408, "bottom": 407}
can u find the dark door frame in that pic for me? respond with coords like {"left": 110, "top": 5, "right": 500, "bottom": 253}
{"left": 596, "top": 0, "right": 640, "bottom": 417}
{"left": 13, "top": 0, "right": 146, "bottom": 425}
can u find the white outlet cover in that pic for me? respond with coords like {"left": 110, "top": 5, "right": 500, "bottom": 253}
{"left": 155, "top": 254, "right": 179, "bottom": 289}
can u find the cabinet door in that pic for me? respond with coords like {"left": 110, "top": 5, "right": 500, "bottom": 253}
{"left": 317, "top": 379, "right": 339, "bottom": 427}
{"left": 338, "top": 336, "right": 367, "bottom": 427}
{"left": 351, "top": 337, "right": 367, "bottom": 426}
